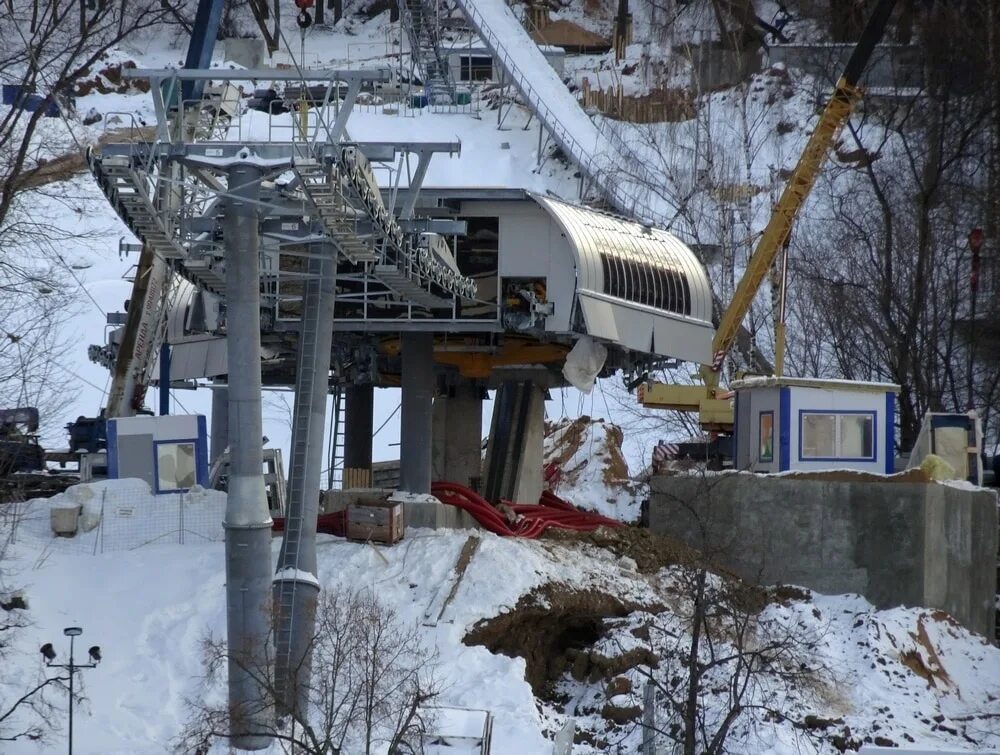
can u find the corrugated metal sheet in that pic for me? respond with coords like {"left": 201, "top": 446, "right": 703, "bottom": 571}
{"left": 532, "top": 194, "right": 714, "bottom": 362}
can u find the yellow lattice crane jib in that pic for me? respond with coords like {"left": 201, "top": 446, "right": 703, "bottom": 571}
{"left": 640, "top": 0, "right": 898, "bottom": 428}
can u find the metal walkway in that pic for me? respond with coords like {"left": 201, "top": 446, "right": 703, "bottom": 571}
{"left": 399, "top": 0, "right": 456, "bottom": 104}
{"left": 454, "top": 0, "right": 673, "bottom": 226}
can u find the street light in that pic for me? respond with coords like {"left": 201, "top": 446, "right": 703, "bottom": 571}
{"left": 39, "top": 626, "right": 102, "bottom": 755}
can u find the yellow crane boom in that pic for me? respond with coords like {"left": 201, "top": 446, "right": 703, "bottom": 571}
{"left": 639, "top": 0, "right": 898, "bottom": 428}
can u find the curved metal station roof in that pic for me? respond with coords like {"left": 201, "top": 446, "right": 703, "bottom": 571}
{"left": 532, "top": 194, "right": 714, "bottom": 364}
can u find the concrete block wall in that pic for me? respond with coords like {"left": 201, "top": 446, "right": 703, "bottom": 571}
{"left": 649, "top": 473, "right": 998, "bottom": 637}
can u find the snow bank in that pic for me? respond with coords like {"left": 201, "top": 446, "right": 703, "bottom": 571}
{"left": 10, "top": 479, "right": 226, "bottom": 554}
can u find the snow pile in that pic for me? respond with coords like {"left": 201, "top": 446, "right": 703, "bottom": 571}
{"left": 9, "top": 479, "right": 226, "bottom": 554}
{"left": 543, "top": 415, "right": 644, "bottom": 522}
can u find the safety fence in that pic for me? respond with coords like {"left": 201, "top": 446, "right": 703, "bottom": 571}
{"left": 5, "top": 483, "right": 226, "bottom": 557}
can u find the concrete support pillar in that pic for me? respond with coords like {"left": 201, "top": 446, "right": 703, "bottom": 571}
{"left": 210, "top": 383, "right": 229, "bottom": 467}
{"left": 343, "top": 384, "right": 374, "bottom": 488}
{"left": 483, "top": 380, "right": 545, "bottom": 504}
{"left": 432, "top": 382, "right": 483, "bottom": 488}
{"left": 222, "top": 163, "right": 273, "bottom": 751}
{"left": 273, "top": 243, "right": 336, "bottom": 722}
{"left": 399, "top": 332, "right": 434, "bottom": 495}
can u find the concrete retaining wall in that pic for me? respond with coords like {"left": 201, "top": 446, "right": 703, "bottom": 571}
{"left": 649, "top": 472, "right": 998, "bottom": 637}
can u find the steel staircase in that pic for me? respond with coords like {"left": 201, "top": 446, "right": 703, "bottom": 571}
{"left": 452, "top": 0, "right": 673, "bottom": 227}
{"left": 398, "top": 0, "right": 456, "bottom": 105}
{"left": 328, "top": 387, "right": 346, "bottom": 490}
{"left": 273, "top": 270, "right": 327, "bottom": 688}
{"left": 295, "top": 158, "right": 380, "bottom": 265}
{"left": 87, "top": 149, "right": 185, "bottom": 259}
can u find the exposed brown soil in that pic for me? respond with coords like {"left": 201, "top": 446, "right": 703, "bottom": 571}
{"left": 542, "top": 523, "right": 701, "bottom": 574}
{"left": 464, "top": 583, "right": 662, "bottom": 696}
{"left": 72, "top": 61, "right": 150, "bottom": 97}
{"left": 901, "top": 615, "right": 952, "bottom": 689}
{"left": 530, "top": 20, "right": 611, "bottom": 51}
{"left": 543, "top": 415, "right": 632, "bottom": 486}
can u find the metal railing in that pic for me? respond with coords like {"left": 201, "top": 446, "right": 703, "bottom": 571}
{"left": 454, "top": 0, "right": 669, "bottom": 226}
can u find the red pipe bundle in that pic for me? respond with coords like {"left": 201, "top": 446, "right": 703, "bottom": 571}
{"left": 432, "top": 481, "right": 621, "bottom": 538}
{"left": 272, "top": 483, "right": 620, "bottom": 540}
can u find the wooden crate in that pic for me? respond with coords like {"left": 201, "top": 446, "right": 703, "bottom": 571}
{"left": 346, "top": 499, "right": 404, "bottom": 545}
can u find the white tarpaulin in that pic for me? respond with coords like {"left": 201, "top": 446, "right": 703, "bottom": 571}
{"left": 562, "top": 336, "right": 607, "bottom": 394}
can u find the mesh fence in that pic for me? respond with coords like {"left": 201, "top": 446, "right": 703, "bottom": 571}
{"left": 6, "top": 481, "right": 226, "bottom": 557}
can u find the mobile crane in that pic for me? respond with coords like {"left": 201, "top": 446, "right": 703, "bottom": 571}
{"left": 638, "top": 0, "right": 898, "bottom": 430}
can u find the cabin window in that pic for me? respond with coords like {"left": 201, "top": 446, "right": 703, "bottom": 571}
{"left": 155, "top": 440, "right": 197, "bottom": 492}
{"left": 800, "top": 412, "right": 874, "bottom": 460}
{"left": 599, "top": 253, "right": 691, "bottom": 315}
{"left": 759, "top": 411, "right": 774, "bottom": 462}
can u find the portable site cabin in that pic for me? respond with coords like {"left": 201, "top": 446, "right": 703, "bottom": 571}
{"left": 107, "top": 414, "right": 209, "bottom": 494}
{"left": 906, "top": 411, "right": 984, "bottom": 485}
{"left": 732, "top": 377, "right": 899, "bottom": 474}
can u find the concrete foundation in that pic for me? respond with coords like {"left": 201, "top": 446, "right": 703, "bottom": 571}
{"left": 483, "top": 381, "right": 545, "bottom": 504}
{"left": 399, "top": 333, "right": 434, "bottom": 495}
{"left": 343, "top": 385, "right": 374, "bottom": 489}
{"left": 390, "top": 492, "right": 480, "bottom": 530}
{"left": 432, "top": 382, "right": 483, "bottom": 488}
{"left": 649, "top": 473, "right": 998, "bottom": 637}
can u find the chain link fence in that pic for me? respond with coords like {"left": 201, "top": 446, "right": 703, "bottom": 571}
{"left": 6, "top": 480, "right": 226, "bottom": 557}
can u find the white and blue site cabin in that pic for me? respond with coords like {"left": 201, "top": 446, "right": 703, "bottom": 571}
{"left": 731, "top": 377, "right": 899, "bottom": 474}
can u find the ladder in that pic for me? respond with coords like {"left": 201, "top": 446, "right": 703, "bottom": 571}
{"left": 399, "top": 0, "right": 456, "bottom": 105}
{"left": 327, "top": 387, "right": 346, "bottom": 490}
{"left": 273, "top": 289, "right": 326, "bottom": 691}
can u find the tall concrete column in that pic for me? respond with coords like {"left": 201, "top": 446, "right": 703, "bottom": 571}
{"left": 222, "top": 162, "right": 272, "bottom": 750}
{"left": 483, "top": 380, "right": 545, "bottom": 504}
{"left": 432, "top": 382, "right": 483, "bottom": 488}
{"left": 343, "top": 384, "right": 374, "bottom": 488}
{"left": 273, "top": 243, "right": 336, "bottom": 722}
{"left": 399, "top": 331, "right": 434, "bottom": 494}
{"left": 210, "top": 383, "right": 228, "bottom": 467}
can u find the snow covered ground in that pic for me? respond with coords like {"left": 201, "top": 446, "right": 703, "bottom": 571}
{"left": 3, "top": 481, "right": 998, "bottom": 753}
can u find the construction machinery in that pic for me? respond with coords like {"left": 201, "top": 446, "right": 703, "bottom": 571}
{"left": 639, "top": 0, "right": 898, "bottom": 431}
{"left": 0, "top": 407, "right": 44, "bottom": 474}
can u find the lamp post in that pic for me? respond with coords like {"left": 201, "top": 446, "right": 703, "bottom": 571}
{"left": 39, "top": 627, "right": 101, "bottom": 755}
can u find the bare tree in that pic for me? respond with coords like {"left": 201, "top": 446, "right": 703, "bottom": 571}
{"left": 0, "top": 504, "right": 73, "bottom": 744}
{"left": 620, "top": 474, "right": 825, "bottom": 755}
{"left": 787, "top": 0, "right": 1000, "bottom": 449}
{"left": 0, "top": 1, "right": 170, "bottom": 431}
{"left": 178, "top": 586, "right": 441, "bottom": 754}
{"left": 628, "top": 560, "right": 822, "bottom": 755}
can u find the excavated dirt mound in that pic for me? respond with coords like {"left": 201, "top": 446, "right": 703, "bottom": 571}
{"left": 542, "top": 524, "right": 700, "bottom": 574}
{"left": 464, "top": 583, "right": 662, "bottom": 696}
{"left": 543, "top": 415, "right": 633, "bottom": 487}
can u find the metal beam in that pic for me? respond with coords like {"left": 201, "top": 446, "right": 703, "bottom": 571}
{"left": 400, "top": 151, "right": 434, "bottom": 219}
{"left": 125, "top": 68, "right": 392, "bottom": 82}
{"left": 182, "top": 0, "right": 225, "bottom": 102}
{"left": 328, "top": 78, "right": 361, "bottom": 144}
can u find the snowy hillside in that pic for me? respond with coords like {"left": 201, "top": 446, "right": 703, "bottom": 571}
{"left": 3, "top": 483, "right": 999, "bottom": 753}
